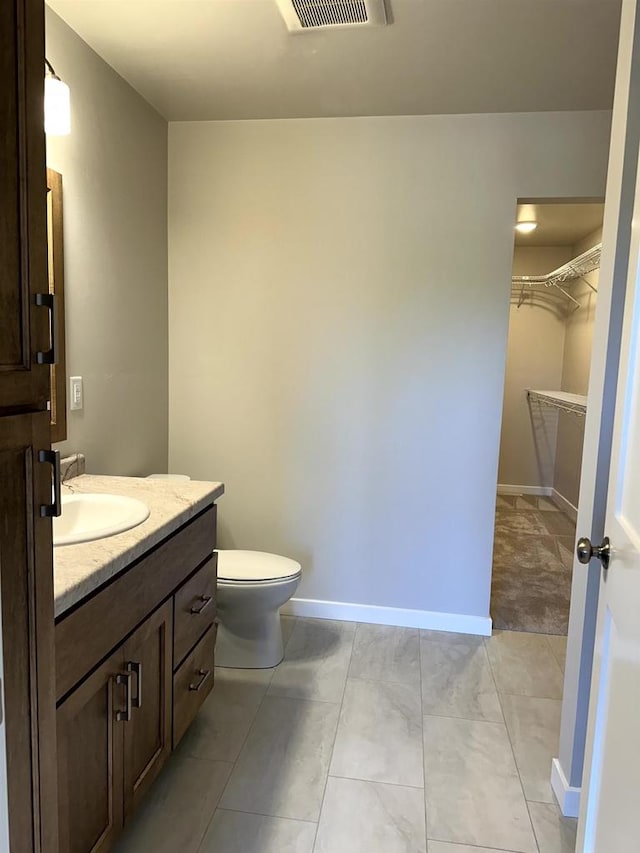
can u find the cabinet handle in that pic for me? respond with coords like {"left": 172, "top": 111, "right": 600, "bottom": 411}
{"left": 126, "top": 661, "right": 142, "bottom": 709}
{"left": 115, "top": 672, "right": 133, "bottom": 721}
{"left": 35, "top": 292, "right": 58, "bottom": 365}
{"left": 188, "top": 669, "right": 211, "bottom": 692}
{"left": 38, "top": 449, "right": 62, "bottom": 518}
{"left": 190, "top": 595, "right": 213, "bottom": 615}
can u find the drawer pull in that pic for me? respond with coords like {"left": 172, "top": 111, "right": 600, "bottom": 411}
{"left": 115, "top": 672, "right": 133, "bottom": 722}
{"left": 190, "top": 595, "right": 213, "bottom": 616}
{"left": 126, "top": 660, "right": 143, "bottom": 709}
{"left": 188, "top": 669, "right": 211, "bottom": 692}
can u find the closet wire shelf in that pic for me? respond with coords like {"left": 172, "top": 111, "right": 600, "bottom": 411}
{"left": 512, "top": 243, "right": 601, "bottom": 308}
{"left": 527, "top": 390, "right": 587, "bottom": 417}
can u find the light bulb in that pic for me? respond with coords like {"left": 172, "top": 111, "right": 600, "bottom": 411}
{"left": 515, "top": 221, "right": 538, "bottom": 234}
{"left": 45, "top": 75, "right": 70, "bottom": 136}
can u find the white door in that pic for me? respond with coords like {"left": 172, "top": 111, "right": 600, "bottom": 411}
{"left": 577, "top": 1, "right": 640, "bottom": 848}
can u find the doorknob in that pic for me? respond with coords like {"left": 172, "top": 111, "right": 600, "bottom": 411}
{"left": 576, "top": 536, "right": 611, "bottom": 570}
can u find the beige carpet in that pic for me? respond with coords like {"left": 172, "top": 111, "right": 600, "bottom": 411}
{"left": 491, "top": 494, "right": 575, "bottom": 635}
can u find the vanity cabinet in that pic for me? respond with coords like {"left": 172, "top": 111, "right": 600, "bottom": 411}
{"left": 56, "top": 647, "right": 125, "bottom": 853}
{"left": 57, "top": 601, "right": 173, "bottom": 853}
{"left": 122, "top": 602, "right": 173, "bottom": 818}
{"left": 55, "top": 505, "right": 219, "bottom": 852}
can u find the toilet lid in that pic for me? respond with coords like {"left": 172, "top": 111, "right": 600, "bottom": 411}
{"left": 216, "top": 550, "right": 302, "bottom": 582}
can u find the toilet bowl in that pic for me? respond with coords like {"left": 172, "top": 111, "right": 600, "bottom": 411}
{"left": 215, "top": 550, "right": 302, "bottom": 669}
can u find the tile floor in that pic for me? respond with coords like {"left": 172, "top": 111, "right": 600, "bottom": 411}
{"left": 115, "top": 617, "right": 576, "bottom": 853}
{"left": 492, "top": 495, "right": 576, "bottom": 635}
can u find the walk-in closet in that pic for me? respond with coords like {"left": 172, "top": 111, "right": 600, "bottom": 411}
{"left": 493, "top": 201, "right": 604, "bottom": 635}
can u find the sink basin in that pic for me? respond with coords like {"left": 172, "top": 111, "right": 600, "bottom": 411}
{"left": 53, "top": 493, "right": 150, "bottom": 546}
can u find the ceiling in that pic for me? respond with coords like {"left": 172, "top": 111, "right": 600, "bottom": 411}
{"left": 514, "top": 202, "right": 605, "bottom": 247}
{"left": 46, "top": 0, "right": 622, "bottom": 121}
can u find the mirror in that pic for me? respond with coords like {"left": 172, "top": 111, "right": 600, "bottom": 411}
{"left": 46, "top": 167, "right": 67, "bottom": 442}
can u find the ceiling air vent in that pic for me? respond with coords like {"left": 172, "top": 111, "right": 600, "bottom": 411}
{"left": 275, "top": 0, "right": 387, "bottom": 31}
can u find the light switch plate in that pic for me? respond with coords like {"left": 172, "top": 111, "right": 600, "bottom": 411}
{"left": 70, "top": 376, "right": 83, "bottom": 411}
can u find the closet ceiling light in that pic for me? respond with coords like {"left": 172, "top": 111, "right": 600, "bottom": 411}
{"left": 515, "top": 221, "right": 538, "bottom": 234}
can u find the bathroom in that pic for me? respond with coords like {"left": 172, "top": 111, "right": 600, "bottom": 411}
{"left": 9, "top": 0, "right": 627, "bottom": 851}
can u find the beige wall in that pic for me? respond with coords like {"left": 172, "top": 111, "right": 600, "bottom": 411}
{"left": 46, "top": 9, "right": 168, "bottom": 475}
{"left": 498, "top": 247, "right": 572, "bottom": 489}
{"left": 554, "top": 227, "right": 602, "bottom": 508}
{"left": 168, "top": 112, "right": 610, "bottom": 619}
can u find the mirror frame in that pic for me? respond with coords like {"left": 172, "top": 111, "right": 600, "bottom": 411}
{"left": 46, "top": 167, "right": 67, "bottom": 442}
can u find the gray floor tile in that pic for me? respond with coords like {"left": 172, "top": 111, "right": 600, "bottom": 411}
{"left": 268, "top": 618, "right": 355, "bottom": 703}
{"left": 420, "top": 629, "right": 484, "bottom": 646}
{"left": 528, "top": 801, "right": 577, "bottom": 853}
{"left": 220, "top": 695, "right": 339, "bottom": 821}
{"left": 422, "top": 716, "right": 537, "bottom": 853}
{"left": 114, "top": 753, "right": 232, "bottom": 853}
{"left": 199, "top": 809, "right": 316, "bottom": 853}
{"left": 500, "top": 694, "right": 561, "bottom": 803}
{"left": 180, "top": 668, "right": 269, "bottom": 763}
{"left": 348, "top": 623, "right": 421, "bottom": 684}
{"left": 485, "top": 630, "right": 564, "bottom": 698}
{"left": 428, "top": 843, "right": 520, "bottom": 853}
{"left": 330, "top": 678, "right": 424, "bottom": 787}
{"left": 315, "top": 776, "right": 426, "bottom": 853}
{"left": 546, "top": 635, "right": 568, "bottom": 674}
{"left": 420, "top": 639, "right": 503, "bottom": 722}
{"left": 282, "top": 615, "right": 297, "bottom": 648}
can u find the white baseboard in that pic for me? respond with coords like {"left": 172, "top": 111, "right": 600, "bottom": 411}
{"left": 551, "top": 489, "right": 578, "bottom": 523}
{"left": 497, "top": 484, "right": 553, "bottom": 497}
{"left": 282, "top": 597, "right": 492, "bottom": 636}
{"left": 551, "top": 758, "right": 581, "bottom": 818}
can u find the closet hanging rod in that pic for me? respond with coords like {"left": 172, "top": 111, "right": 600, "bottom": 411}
{"left": 512, "top": 281, "right": 580, "bottom": 308}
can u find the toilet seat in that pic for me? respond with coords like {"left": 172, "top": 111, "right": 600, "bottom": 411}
{"left": 216, "top": 550, "right": 302, "bottom": 584}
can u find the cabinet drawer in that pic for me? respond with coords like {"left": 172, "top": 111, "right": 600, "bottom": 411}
{"left": 174, "top": 554, "right": 217, "bottom": 667}
{"left": 173, "top": 625, "right": 216, "bottom": 748}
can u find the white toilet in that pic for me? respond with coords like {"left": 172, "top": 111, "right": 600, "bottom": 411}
{"left": 215, "top": 550, "right": 302, "bottom": 669}
{"left": 145, "top": 476, "right": 300, "bottom": 669}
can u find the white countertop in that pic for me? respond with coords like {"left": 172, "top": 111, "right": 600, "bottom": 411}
{"left": 53, "top": 474, "right": 224, "bottom": 618}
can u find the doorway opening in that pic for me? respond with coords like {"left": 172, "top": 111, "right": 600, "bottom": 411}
{"left": 492, "top": 199, "right": 605, "bottom": 636}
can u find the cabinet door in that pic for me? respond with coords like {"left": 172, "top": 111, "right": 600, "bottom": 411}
{"left": 123, "top": 601, "right": 173, "bottom": 819}
{"left": 0, "top": 0, "right": 51, "bottom": 412}
{"left": 0, "top": 411, "right": 58, "bottom": 852}
{"left": 57, "top": 649, "right": 126, "bottom": 853}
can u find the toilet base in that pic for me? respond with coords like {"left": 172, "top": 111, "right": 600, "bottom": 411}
{"left": 216, "top": 610, "right": 284, "bottom": 669}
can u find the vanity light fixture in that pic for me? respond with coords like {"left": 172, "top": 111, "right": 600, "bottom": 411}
{"left": 515, "top": 221, "right": 538, "bottom": 234}
{"left": 45, "top": 59, "right": 70, "bottom": 136}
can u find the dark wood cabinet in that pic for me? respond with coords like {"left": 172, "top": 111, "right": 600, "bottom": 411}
{"left": 56, "top": 649, "right": 125, "bottom": 853}
{"left": 122, "top": 601, "right": 173, "bottom": 819}
{"left": 54, "top": 508, "right": 218, "bottom": 852}
{"left": 57, "top": 602, "right": 174, "bottom": 851}
{"left": 1, "top": 0, "right": 51, "bottom": 413}
{"left": 173, "top": 554, "right": 217, "bottom": 667}
{"left": 1, "top": 1, "right": 60, "bottom": 850}
{"left": 0, "top": 412, "right": 59, "bottom": 851}
{"left": 172, "top": 625, "right": 216, "bottom": 749}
